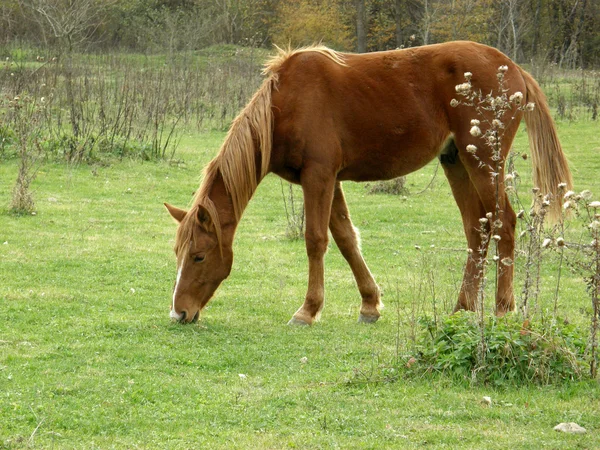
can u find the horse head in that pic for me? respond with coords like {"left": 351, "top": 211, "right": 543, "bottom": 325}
{"left": 165, "top": 202, "right": 232, "bottom": 324}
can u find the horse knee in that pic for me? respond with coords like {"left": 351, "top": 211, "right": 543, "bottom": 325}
{"left": 305, "top": 234, "right": 329, "bottom": 258}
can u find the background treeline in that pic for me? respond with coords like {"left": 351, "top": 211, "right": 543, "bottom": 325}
{"left": 1, "top": 0, "right": 599, "bottom": 67}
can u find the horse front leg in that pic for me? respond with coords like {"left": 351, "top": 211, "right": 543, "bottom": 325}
{"left": 329, "top": 182, "right": 381, "bottom": 323}
{"left": 288, "top": 169, "right": 336, "bottom": 326}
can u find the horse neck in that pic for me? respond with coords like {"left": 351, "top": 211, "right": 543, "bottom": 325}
{"left": 206, "top": 171, "right": 239, "bottom": 246}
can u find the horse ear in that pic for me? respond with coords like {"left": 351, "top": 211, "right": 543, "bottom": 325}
{"left": 164, "top": 203, "right": 187, "bottom": 223}
{"left": 195, "top": 205, "right": 213, "bottom": 231}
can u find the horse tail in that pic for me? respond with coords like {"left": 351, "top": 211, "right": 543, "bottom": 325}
{"left": 520, "top": 67, "right": 573, "bottom": 221}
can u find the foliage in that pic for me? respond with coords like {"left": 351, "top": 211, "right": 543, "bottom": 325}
{"left": 410, "top": 311, "right": 587, "bottom": 386}
{"left": 271, "top": 0, "right": 353, "bottom": 50}
{"left": 2, "top": 0, "right": 600, "bottom": 67}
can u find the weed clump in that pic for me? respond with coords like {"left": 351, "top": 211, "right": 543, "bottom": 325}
{"left": 367, "top": 177, "right": 408, "bottom": 195}
{"left": 409, "top": 311, "right": 586, "bottom": 386}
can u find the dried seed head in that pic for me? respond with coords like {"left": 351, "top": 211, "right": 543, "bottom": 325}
{"left": 464, "top": 72, "right": 472, "bottom": 80}
{"left": 492, "top": 235, "right": 501, "bottom": 241}
{"left": 455, "top": 82, "right": 472, "bottom": 93}
{"left": 526, "top": 102, "right": 535, "bottom": 111}
{"left": 581, "top": 190, "right": 593, "bottom": 200}
{"left": 492, "top": 119, "right": 503, "bottom": 129}
{"left": 556, "top": 237, "right": 566, "bottom": 247}
{"left": 493, "top": 255, "right": 500, "bottom": 261}
{"left": 517, "top": 209, "right": 525, "bottom": 218}
{"left": 564, "top": 190, "right": 575, "bottom": 200}
{"left": 521, "top": 153, "right": 528, "bottom": 160}
{"left": 486, "top": 212, "right": 493, "bottom": 219}
{"left": 588, "top": 201, "right": 600, "bottom": 209}
{"left": 470, "top": 119, "right": 481, "bottom": 126}
{"left": 498, "top": 65, "right": 509, "bottom": 73}
{"left": 542, "top": 238, "right": 552, "bottom": 248}
{"left": 532, "top": 187, "right": 540, "bottom": 194}
{"left": 509, "top": 91, "right": 524, "bottom": 104}
{"left": 470, "top": 126, "right": 482, "bottom": 137}
{"left": 450, "top": 99, "right": 459, "bottom": 107}
{"left": 589, "top": 221, "right": 600, "bottom": 230}
{"left": 501, "top": 257, "right": 513, "bottom": 266}
{"left": 479, "top": 218, "right": 489, "bottom": 225}
{"left": 563, "top": 201, "right": 572, "bottom": 210}
{"left": 558, "top": 182, "right": 567, "bottom": 190}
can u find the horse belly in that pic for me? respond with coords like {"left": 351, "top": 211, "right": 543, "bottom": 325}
{"left": 337, "top": 125, "right": 446, "bottom": 182}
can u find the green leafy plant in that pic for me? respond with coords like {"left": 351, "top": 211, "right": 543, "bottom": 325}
{"left": 408, "top": 311, "right": 586, "bottom": 386}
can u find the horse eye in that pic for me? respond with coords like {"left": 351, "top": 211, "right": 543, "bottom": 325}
{"left": 193, "top": 255, "right": 205, "bottom": 263}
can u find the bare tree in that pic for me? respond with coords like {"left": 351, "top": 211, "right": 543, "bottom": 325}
{"left": 356, "top": 0, "right": 367, "bottom": 52}
{"left": 394, "top": 0, "right": 403, "bottom": 47}
{"left": 19, "top": 0, "right": 111, "bottom": 154}
{"left": 419, "top": 0, "right": 440, "bottom": 45}
{"left": 20, "top": 0, "right": 108, "bottom": 53}
{"left": 559, "top": 0, "right": 589, "bottom": 68}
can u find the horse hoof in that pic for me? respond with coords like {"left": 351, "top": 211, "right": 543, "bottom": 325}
{"left": 288, "top": 316, "right": 311, "bottom": 326}
{"left": 358, "top": 314, "right": 379, "bottom": 324}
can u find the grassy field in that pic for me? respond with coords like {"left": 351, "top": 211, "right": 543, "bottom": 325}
{"left": 1, "top": 116, "right": 600, "bottom": 448}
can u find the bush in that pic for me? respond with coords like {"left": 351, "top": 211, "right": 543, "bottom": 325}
{"left": 367, "top": 176, "right": 408, "bottom": 195}
{"left": 408, "top": 311, "right": 586, "bottom": 386}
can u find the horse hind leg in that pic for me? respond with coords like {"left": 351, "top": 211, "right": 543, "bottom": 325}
{"left": 450, "top": 133, "right": 517, "bottom": 316}
{"left": 441, "top": 140, "right": 488, "bottom": 312}
{"left": 329, "top": 182, "right": 381, "bottom": 323}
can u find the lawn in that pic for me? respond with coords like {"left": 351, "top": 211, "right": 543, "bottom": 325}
{"left": 1, "top": 119, "right": 600, "bottom": 448}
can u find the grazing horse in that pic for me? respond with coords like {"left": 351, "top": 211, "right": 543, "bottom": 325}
{"left": 165, "top": 41, "right": 572, "bottom": 325}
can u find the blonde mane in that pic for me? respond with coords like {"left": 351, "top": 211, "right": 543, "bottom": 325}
{"left": 264, "top": 44, "right": 347, "bottom": 76}
{"left": 176, "top": 45, "right": 346, "bottom": 255}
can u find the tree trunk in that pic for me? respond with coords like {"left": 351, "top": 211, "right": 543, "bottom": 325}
{"left": 394, "top": 0, "right": 403, "bottom": 47}
{"left": 356, "top": 0, "right": 366, "bottom": 53}
{"left": 531, "top": 0, "right": 542, "bottom": 56}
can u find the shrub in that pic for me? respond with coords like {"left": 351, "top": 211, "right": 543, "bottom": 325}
{"left": 407, "top": 311, "right": 587, "bottom": 386}
{"left": 367, "top": 176, "right": 408, "bottom": 195}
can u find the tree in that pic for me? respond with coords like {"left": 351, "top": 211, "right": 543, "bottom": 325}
{"left": 356, "top": 0, "right": 367, "bottom": 52}
{"left": 271, "top": 0, "right": 353, "bottom": 50}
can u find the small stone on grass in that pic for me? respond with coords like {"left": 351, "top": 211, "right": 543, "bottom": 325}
{"left": 554, "top": 422, "right": 586, "bottom": 434}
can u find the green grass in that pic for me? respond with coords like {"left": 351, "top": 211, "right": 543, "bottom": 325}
{"left": 1, "top": 121, "right": 600, "bottom": 448}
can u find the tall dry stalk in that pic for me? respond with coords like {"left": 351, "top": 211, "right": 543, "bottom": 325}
{"left": 5, "top": 93, "right": 45, "bottom": 213}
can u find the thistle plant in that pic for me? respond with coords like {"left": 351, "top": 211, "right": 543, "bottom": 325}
{"left": 517, "top": 190, "right": 552, "bottom": 319}
{"left": 3, "top": 93, "right": 46, "bottom": 213}
{"left": 561, "top": 192, "right": 600, "bottom": 377}
{"left": 452, "top": 66, "right": 535, "bottom": 316}
{"left": 280, "top": 180, "right": 305, "bottom": 240}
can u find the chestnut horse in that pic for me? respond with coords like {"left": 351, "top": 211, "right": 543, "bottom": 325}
{"left": 165, "top": 41, "right": 572, "bottom": 325}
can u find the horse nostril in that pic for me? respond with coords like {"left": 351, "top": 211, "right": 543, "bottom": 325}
{"left": 192, "top": 311, "right": 199, "bottom": 323}
{"left": 179, "top": 310, "right": 187, "bottom": 323}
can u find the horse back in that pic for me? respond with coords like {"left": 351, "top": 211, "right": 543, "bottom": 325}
{"left": 270, "top": 41, "right": 524, "bottom": 182}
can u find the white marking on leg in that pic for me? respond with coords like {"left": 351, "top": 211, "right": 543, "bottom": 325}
{"left": 353, "top": 225, "right": 362, "bottom": 251}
